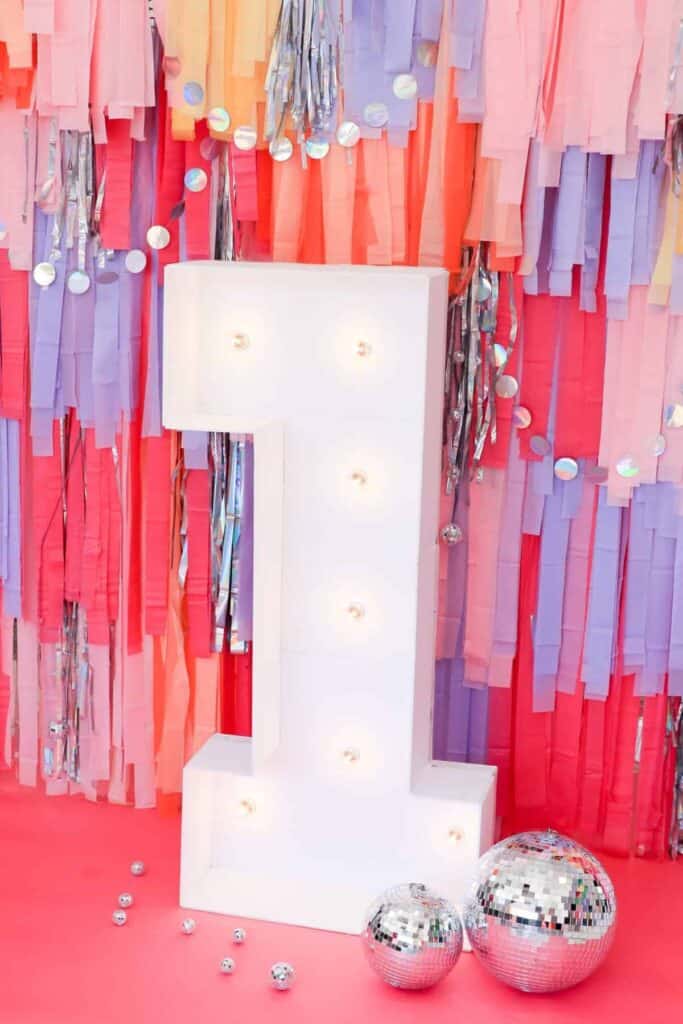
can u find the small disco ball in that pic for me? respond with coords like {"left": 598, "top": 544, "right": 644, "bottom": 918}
{"left": 361, "top": 883, "right": 463, "bottom": 990}
{"left": 463, "top": 829, "right": 616, "bottom": 993}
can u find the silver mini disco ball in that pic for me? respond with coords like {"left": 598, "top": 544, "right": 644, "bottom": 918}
{"left": 361, "top": 883, "right": 463, "bottom": 990}
{"left": 463, "top": 829, "right": 616, "bottom": 993}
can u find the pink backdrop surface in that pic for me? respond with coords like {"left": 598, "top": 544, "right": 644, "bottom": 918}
{"left": 1, "top": 773, "right": 679, "bottom": 1024}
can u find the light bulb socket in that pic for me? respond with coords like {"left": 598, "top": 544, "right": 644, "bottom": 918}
{"left": 231, "top": 332, "right": 250, "bottom": 350}
{"left": 354, "top": 339, "right": 372, "bottom": 358}
{"left": 448, "top": 827, "right": 464, "bottom": 844}
{"left": 342, "top": 747, "right": 360, "bottom": 764}
{"left": 347, "top": 602, "right": 365, "bottom": 621}
{"left": 238, "top": 799, "right": 255, "bottom": 817}
{"left": 350, "top": 469, "right": 368, "bottom": 487}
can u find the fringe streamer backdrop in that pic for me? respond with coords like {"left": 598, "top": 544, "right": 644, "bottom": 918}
{"left": 0, "top": 0, "right": 682, "bottom": 858}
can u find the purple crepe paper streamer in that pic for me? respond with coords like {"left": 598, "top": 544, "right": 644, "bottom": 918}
{"left": 30, "top": 213, "right": 67, "bottom": 454}
{"left": 236, "top": 438, "right": 254, "bottom": 643}
{"left": 343, "top": 0, "right": 420, "bottom": 144}
{"left": 623, "top": 492, "right": 652, "bottom": 674}
{"left": 632, "top": 141, "right": 664, "bottom": 286}
{"left": 533, "top": 484, "right": 573, "bottom": 712}
{"left": 385, "top": 0, "right": 417, "bottom": 71}
{"left": 580, "top": 153, "right": 607, "bottom": 313}
{"left": 416, "top": 0, "right": 441, "bottom": 39}
{"left": 580, "top": 489, "right": 623, "bottom": 699}
{"left": 181, "top": 431, "right": 208, "bottom": 470}
{"left": 521, "top": 140, "right": 546, "bottom": 295}
{"left": 549, "top": 147, "right": 587, "bottom": 297}
{"left": 92, "top": 254, "right": 122, "bottom": 449}
{"left": 452, "top": 0, "right": 485, "bottom": 119}
{"left": 638, "top": 528, "right": 675, "bottom": 696}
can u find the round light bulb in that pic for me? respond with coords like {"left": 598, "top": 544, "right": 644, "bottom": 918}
{"left": 350, "top": 469, "right": 368, "bottom": 488}
{"left": 448, "top": 827, "right": 464, "bottom": 844}
{"left": 355, "top": 339, "right": 372, "bottom": 358}
{"left": 342, "top": 747, "right": 360, "bottom": 764}
{"left": 231, "top": 332, "right": 250, "bottom": 351}
{"left": 238, "top": 798, "right": 255, "bottom": 817}
{"left": 347, "top": 603, "right": 365, "bottom": 621}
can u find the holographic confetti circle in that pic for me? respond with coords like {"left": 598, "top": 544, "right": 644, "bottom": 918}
{"left": 184, "top": 168, "right": 208, "bottom": 193}
{"left": 513, "top": 406, "right": 532, "bottom": 429}
{"left": 125, "top": 249, "right": 147, "bottom": 274}
{"left": 362, "top": 883, "right": 463, "bottom": 990}
{"left": 464, "top": 830, "right": 616, "bottom": 993}
{"left": 616, "top": 455, "right": 639, "bottom": 479}
{"left": 33, "top": 261, "right": 56, "bottom": 287}
{"left": 665, "top": 403, "right": 683, "bottom": 428}
{"left": 183, "top": 81, "right": 204, "bottom": 106}
{"left": 233, "top": 125, "right": 258, "bottom": 151}
{"left": 495, "top": 374, "right": 519, "bottom": 399}
{"left": 651, "top": 433, "right": 667, "bottom": 457}
{"left": 207, "top": 106, "right": 231, "bottom": 133}
{"left": 530, "top": 434, "right": 551, "bottom": 457}
{"left": 67, "top": 270, "right": 91, "bottom": 295}
{"left": 146, "top": 225, "right": 170, "bottom": 250}
{"left": 336, "top": 121, "right": 361, "bottom": 148}
{"left": 305, "top": 137, "right": 330, "bottom": 160}
{"left": 493, "top": 343, "right": 508, "bottom": 368}
{"left": 393, "top": 73, "right": 418, "bottom": 100}
{"left": 363, "top": 102, "right": 389, "bottom": 128}
{"left": 0, "top": 221, "right": 7, "bottom": 241}
{"left": 269, "top": 137, "right": 294, "bottom": 162}
{"left": 554, "top": 456, "right": 579, "bottom": 481}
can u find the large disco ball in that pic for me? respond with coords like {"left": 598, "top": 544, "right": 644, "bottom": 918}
{"left": 464, "top": 830, "right": 616, "bottom": 993}
{"left": 361, "top": 882, "right": 463, "bottom": 990}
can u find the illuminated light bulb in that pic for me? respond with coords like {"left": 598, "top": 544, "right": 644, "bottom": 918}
{"left": 342, "top": 747, "right": 360, "bottom": 765}
{"left": 448, "top": 827, "right": 464, "bottom": 844}
{"left": 231, "top": 332, "right": 250, "bottom": 351}
{"left": 355, "top": 339, "right": 372, "bottom": 358}
{"left": 350, "top": 469, "right": 368, "bottom": 488}
{"left": 347, "top": 602, "right": 365, "bottom": 621}
{"left": 238, "top": 798, "right": 255, "bottom": 817}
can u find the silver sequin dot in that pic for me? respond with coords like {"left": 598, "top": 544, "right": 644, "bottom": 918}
{"left": 233, "top": 125, "right": 258, "bottom": 151}
{"left": 33, "top": 261, "right": 56, "bottom": 287}
{"left": 232, "top": 927, "right": 246, "bottom": 944}
{"left": 495, "top": 375, "right": 518, "bottom": 399}
{"left": 220, "top": 957, "right": 235, "bottom": 974}
{"left": 464, "top": 830, "right": 616, "bottom": 993}
{"left": 305, "top": 137, "right": 330, "bottom": 160}
{"left": 118, "top": 893, "right": 134, "bottom": 909}
{"left": 530, "top": 435, "right": 551, "bottom": 457}
{"left": 416, "top": 40, "right": 439, "bottom": 67}
{"left": 183, "top": 81, "right": 204, "bottom": 106}
{"left": 362, "top": 883, "right": 462, "bottom": 990}
{"left": 513, "top": 406, "right": 532, "bottom": 429}
{"left": 67, "top": 270, "right": 91, "bottom": 295}
{"left": 665, "top": 403, "right": 683, "bottom": 428}
{"left": 125, "top": 249, "right": 147, "bottom": 274}
{"left": 270, "top": 962, "right": 296, "bottom": 991}
{"left": 112, "top": 910, "right": 128, "bottom": 927}
{"left": 146, "top": 225, "right": 170, "bottom": 250}
{"left": 616, "top": 456, "right": 639, "bottom": 479}
{"left": 336, "top": 121, "right": 361, "bottom": 148}
{"left": 130, "top": 860, "right": 146, "bottom": 877}
{"left": 392, "top": 73, "right": 418, "bottom": 100}
{"left": 652, "top": 433, "right": 667, "bottom": 457}
{"left": 207, "top": 106, "right": 231, "bottom": 133}
{"left": 554, "top": 457, "right": 579, "bottom": 481}
{"left": 184, "top": 168, "right": 208, "bottom": 193}
{"left": 269, "top": 137, "right": 293, "bottom": 162}
{"left": 363, "top": 102, "right": 389, "bottom": 128}
{"left": 181, "top": 918, "right": 196, "bottom": 935}
{"left": 440, "top": 523, "right": 463, "bottom": 546}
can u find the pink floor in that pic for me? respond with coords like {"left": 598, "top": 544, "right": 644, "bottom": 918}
{"left": 1, "top": 772, "right": 679, "bottom": 1024}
